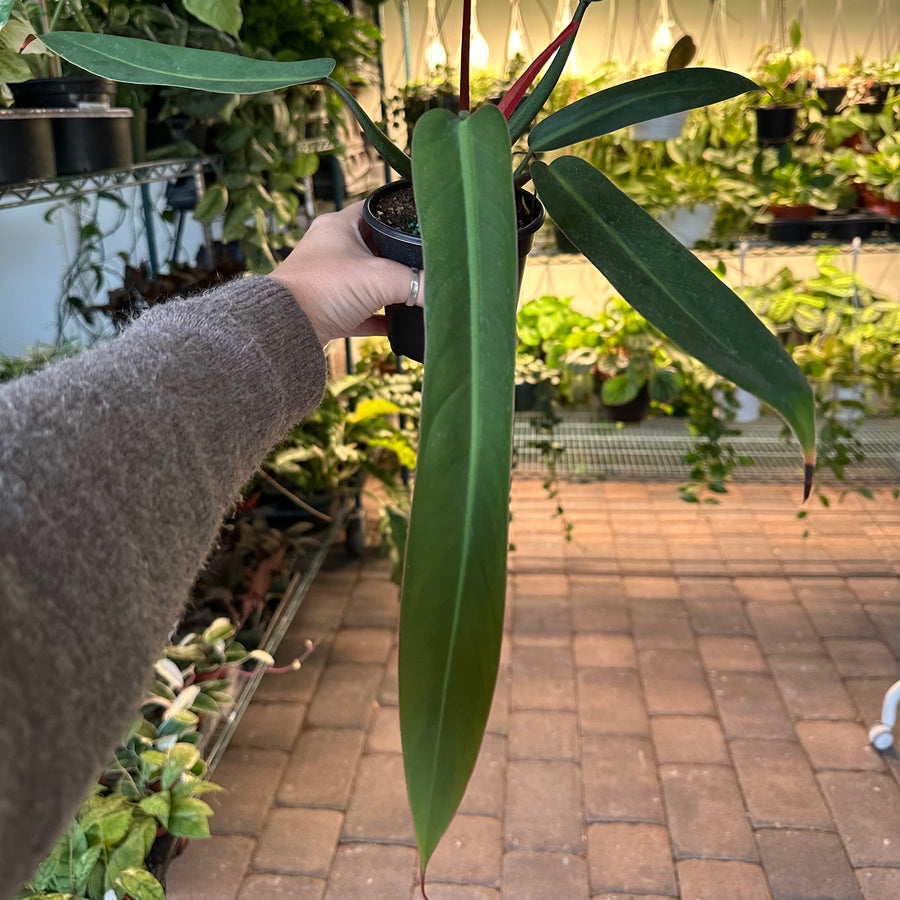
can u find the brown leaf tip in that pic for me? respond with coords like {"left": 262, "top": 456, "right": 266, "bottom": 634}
{"left": 803, "top": 462, "right": 815, "bottom": 503}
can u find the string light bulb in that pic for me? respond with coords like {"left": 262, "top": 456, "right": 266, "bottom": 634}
{"left": 652, "top": 0, "right": 674, "bottom": 56}
{"left": 469, "top": 0, "right": 490, "bottom": 69}
{"left": 553, "top": 0, "right": 580, "bottom": 74}
{"left": 424, "top": 0, "right": 447, "bottom": 73}
{"left": 507, "top": 0, "right": 529, "bottom": 67}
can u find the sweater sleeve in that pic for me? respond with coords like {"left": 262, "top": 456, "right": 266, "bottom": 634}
{"left": 0, "top": 275, "right": 327, "bottom": 898}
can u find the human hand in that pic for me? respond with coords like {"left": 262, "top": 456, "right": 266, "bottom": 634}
{"left": 269, "top": 200, "right": 423, "bottom": 347}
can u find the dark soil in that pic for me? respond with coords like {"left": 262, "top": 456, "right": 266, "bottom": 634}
{"left": 370, "top": 183, "right": 541, "bottom": 237}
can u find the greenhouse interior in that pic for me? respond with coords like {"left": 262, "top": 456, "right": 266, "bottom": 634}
{"left": 1, "top": 0, "right": 900, "bottom": 898}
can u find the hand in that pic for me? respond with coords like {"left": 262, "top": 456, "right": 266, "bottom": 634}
{"left": 269, "top": 201, "right": 423, "bottom": 347}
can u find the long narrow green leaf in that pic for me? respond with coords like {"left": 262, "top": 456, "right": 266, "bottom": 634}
{"left": 326, "top": 77, "right": 411, "bottom": 180}
{"left": 402, "top": 104, "right": 517, "bottom": 872}
{"left": 529, "top": 68, "right": 759, "bottom": 151}
{"left": 532, "top": 157, "right": 816, "bottom": 474}
{"left": 41, "top": 32, "right": 334, "bottom": 92}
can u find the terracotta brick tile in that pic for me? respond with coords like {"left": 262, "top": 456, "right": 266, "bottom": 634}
{"left": 587, "top": 823, "right": 676, "bottom": 896}
{"left": 567, "top": 554, "right": 620, "bottom": 576}
{"left": 421, "top": 885, "right": 499, "bottom": 899}
{"left": 679, "top": 577, "right": 742, "bottom": 603}
{"left": 322, "top": 844, "right": 417, "bottom": 900}
{"left": 380, "top": 646, "right": 399, "bottom": 706}
{"left": 850, "top": 578, "right": 900, "bottom": 603}
{"left": 866, "top": 605, "right": 900, "bottom": 658}
{"left": 237, "top": 874, "right": 325, "bottom": 900}
{"left": 698, "top": 636, "right": 767, "bottom": 673}
{"left": 685, "top": 598, "right": 754, "bottom": 637}
{"left": 795, "top": 721, "right": 885, "bottom": 772}
{"left": 505, "top": 760, "right": 585, "bottom": 853}
{"left": 459, "top": 733, "right": 506, "bottom": 818}
{"left": 255, "top": 641, "right": 328, "bottom": 703}
{"left": 210, "top": 748, "right": 288, "bottom": 835}
{"left": 329, "top": 627, "right": 394, "bottom": 664}
{"left": 513, "top": 595, "right": 573, "bottom": 636}
{"left": 756, "top": 829, "right": 860, "bottom": 900}
{"left": 253, "top": 808, "right": 343, "bottom": 876}
{"left": 427, "top": 815, "right": 502, "bottom": 887}
{"left": 367, "top": 704, "right": 401, "bottom": 754}
{"left": 578, "top": 667, "right": 649, "bottom": 736}
{"left": 730, "top": 739, "right": 831, "bottom": 829}
{"left": 733, "top": 576, "right": 796, "bottom": 603}
{"left": 659, "top": 764, "right": 757, "bottom": 862}
{"left": 511, "top": 644, "right": 576, "bottom": 711}
{"left": 515, "top": 573, "right": 569, "bottom": 595}
{"left": 232, "top": 700, "right": 307, "bottom": 751}
{"left": 342, "top": 754, "right": 415, "bottom": 845}
{"left": 746, "top": 602, "right": 821, "bottom": 655}
{"left": 789, "top": 576, "right": 856, "bottom": 603}
{"left": 292, "top": 589, "right": 351, "bottom": 631}
{"left": 509, "top": 710, "right": 578, "bottom": 760}
{"left": 631, "top": 602, "right": 695, "bottom": 651}
{"left": 800, "top": 601, "right": 878, "bottom": 640}
{"left": 623, "top": 577, "right": 681, "bottom": 602}
{"left": 825, "top": 638, "right": 900, "bottom": 679}
{"left": 676, "top": 859, "right": 772, "bottom": 900}
{"left": 651, "top": 716, "right": 729, "bottom": 765}
{"left": 166, "top": 835, "right": 255, "bottom": 900}
{"left": 844, "top": 677, "right": 894, "bottom": 729}
{"left": 819, "top": 772, "right": 900, "bottom": 866}
{"left": 709, "top": 671, "right": 794, "bottom": 739}
{"left": 304, "top": 662, "right": 383, "bottom": 729}
{"left": 857, "top": 868, "right": 900, "bottom": 900}
{"left": 583, "top": 734, "right": 664, "bottom": 824}
{"left": 640, "top": 649, "right": 714, "bottom": 715}
{"left": 501, "top": 850, "right": 589, "bottom": 900}
{"left": 278, "top": 728, "right": 366, "bottom": 809}
{"left": 769, "top": 654, "right": 857, "bottom": 720}
{"left": 341, "top": 581, "right": 400, "bottom": 629}
{"left": 574, "top": 634, "right": 636, "bottom": 668}
{"left": 571, "top": 597, "right": 630, "bottom": 634}
{"left": 486, "top": 665, "right": 510, "bottom": 736}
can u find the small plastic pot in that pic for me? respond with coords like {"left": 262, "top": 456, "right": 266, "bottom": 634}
{"left": 11, "top": 76, "right": 116, "bottom": 109}
{"left": 363, "top": 180, "right": 545, "bottom": 362}
{"left": 51, "top": 108, "right": 134, "bottom": 175}
{"left": 755, "top": 106, "right": 799, "bottom": 146}
{"left": 816, "top": 86, "right": 847, "bottom": 116}
{"left": 0, "top": 109, "right": 57, "bottom": 183}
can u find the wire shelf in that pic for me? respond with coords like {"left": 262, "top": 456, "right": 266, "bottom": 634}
{"left": 0, "top": 158, "right": 207, "bottom": 210}
{"left": 513, "top": 412, "right": 900, "bottom": 486}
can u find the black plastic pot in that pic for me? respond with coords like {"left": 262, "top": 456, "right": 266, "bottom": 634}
{"left": 362, "top": 180, "right": 546, "bottom": 363}
{"left": 755, "top": 106, "right": 799, "bottom": 146}
{"left": 602, "top": 382, "right": 652, "bottom": 423}
{"left": 10, "top": 76, "right": 116, "bottom": 109}
{"left": 858, "top": 84, "right": 887, "bottom": 114}
{"left": 52, "top": 108, "right": 133, "bottom": 175}
{"left": 0, "top": 109, "right": 57, "bottom": 184}
{"left": 816, "top": 86, "right": 847, "bottom": 116}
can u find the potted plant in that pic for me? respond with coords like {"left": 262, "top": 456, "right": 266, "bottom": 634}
{"left": 42, "top": 5, "right": 817, "bottom": 881}
{"left": 855, "top": 133, "right": 900, "bottom": 217}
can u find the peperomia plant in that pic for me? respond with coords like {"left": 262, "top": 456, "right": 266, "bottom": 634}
{"left": 38, "top": 0, "right": 816, "bottom": 884}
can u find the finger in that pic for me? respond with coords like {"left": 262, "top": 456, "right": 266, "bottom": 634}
{"left": 375, "top": 259, "right": 425, "bottom": 309}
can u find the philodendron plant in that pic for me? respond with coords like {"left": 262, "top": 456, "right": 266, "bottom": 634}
{"left": 36, "top": 0, "right": 816, "bottom": 884}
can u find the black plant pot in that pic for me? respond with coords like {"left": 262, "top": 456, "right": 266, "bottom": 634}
{"left": 10, "top": 76, "right": 116, "bottom": 109}
{"left": 816, "top": 86, "right": 847, "bottom": 116}
{"left": 755, "top": 106, "right": 799, "bottom": 146}
{"left": 858, "top": 84, "right": 888, "bottom": 114}
{"left": 767, "top": 219, "right": 816, "bottom": 243}
{"left": 602, "top": 382, "right": 652, "bottom": 423}
{"left": 0, "top": 109, "right": 57, "bottom": 184}
{"left": 362, "top": 180, "right": 546, "bottom": 363}
{"left": 52, "top": 108, "right": 134, "bottom": 175}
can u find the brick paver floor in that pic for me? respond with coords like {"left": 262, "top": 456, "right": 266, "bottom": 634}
{"left": 167, "top": 480, "right": 900, "bottom": 899}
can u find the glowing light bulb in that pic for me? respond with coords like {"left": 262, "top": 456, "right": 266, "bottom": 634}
{"left": 425, "top": 36, "right": 448, "bottom": 71}
{"left": 470, "top": 29, "right": 490, "bottom": 68}
{"left": 553, "top": 0, "right": 579, "bottom": 75}
{"left": 652, "top": 19, "right": 673, "bottom": 55}
{"left": 508, "top": 28, "right": 524, "bottom": 59}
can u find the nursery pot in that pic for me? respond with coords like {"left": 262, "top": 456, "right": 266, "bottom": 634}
{"left": 601, "top": 381, "right": 652, "bottom": 423}
{"left": 755, "top": 106, "right": 799, "bottom": 146}
{"left": 816, "top": 86, "right": 847, "bottom": 116}
{"left": 766, "top": 203, "right": 817, "bottom": 243}
{"left": 630, "top": 110, "right": 688, "bottom": 141}
{"left": 10, "top": 76, "right": 116, "bottom": 109}
{"left": 51, "top": 108, "right": 134, "bottom": 175}
{"left": 0, "top": 109, "right": 57, "bottom": 183}
{"left": 363, "top": 180, "right": 545, "bottom": 363}
{"left": 656, "top": 203, "right": 717, "bottom": 248}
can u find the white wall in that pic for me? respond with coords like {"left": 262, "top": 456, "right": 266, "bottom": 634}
{"left": 380, "top": 0, "right": 897, "bottom": 89}
{"left": 0, "top": 180, "right": 206, "bottom": 357}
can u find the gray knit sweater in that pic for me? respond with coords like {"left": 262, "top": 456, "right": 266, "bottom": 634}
{"left": 0, "top": 276, "right": 326, "bottom": 897}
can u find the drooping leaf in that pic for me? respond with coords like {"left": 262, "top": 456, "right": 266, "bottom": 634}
{"left": 183, "top": 0, "right": 241, "bottom": 37}
{"left": 532, "top": 157, "right": 816, "bottom": 489}
{"left": 113, "top": 866, "right": 165, "bottom": 900}
{"left": 41, "top": 32, "right": 334, "bottom": 93}
{"left": 402, "top": 104, "right": 517, "bottom": 873}
{"left": 528, "top": 68, "right": 759, "bottom": 151}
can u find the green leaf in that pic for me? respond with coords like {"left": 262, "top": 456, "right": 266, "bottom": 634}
{"left": 192, "top": 183, "right": 228, "bottom": 222}
{"left": 167, "top": 796, "right": 214, "bottom": 838}
{"left": 401, "top": 104, "right": 517, "bottom": 872}
{"left": 532, "top": 157, "right": 816, "bottom": 470}
{"left": 113, "top": 866, "right": 165, "bottom": 900}
{"left": 0, "top": 0, "right": 14, "bottom": 29}
{"left": 139, "top": 791, "right": 172, "bottom": 823}
{"left": 529, "top": 69, "right": 760, "bottom": 151}
{"left": 183, "top": 0, "right": 241, "bottom": 36}
{"left": 601, "top": 373, "right": 640, "bottom": 406}
{"left": 162, "top": 743, "right": 201, "bottom": 790}
{"left": 201, "top": 617, "right": 235, "bottom": 644}
{"left": 41, "top": 32, "right": 335, "bottom": 93}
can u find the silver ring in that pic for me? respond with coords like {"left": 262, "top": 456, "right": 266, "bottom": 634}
{"left": 406, "top": 268, "right": 420, "bottom": 306}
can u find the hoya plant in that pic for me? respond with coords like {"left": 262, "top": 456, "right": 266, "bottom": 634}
{"left": 32, "top": 0, "right": 816, "bottom": 883}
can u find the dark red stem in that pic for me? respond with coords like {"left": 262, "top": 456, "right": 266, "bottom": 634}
{"left": 460, "top": 0, "right": 471, "bottom": 112}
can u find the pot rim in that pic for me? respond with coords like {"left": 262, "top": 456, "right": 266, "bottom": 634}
{"left": 363, "top": 178, "right": 546, "bottom": 247}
